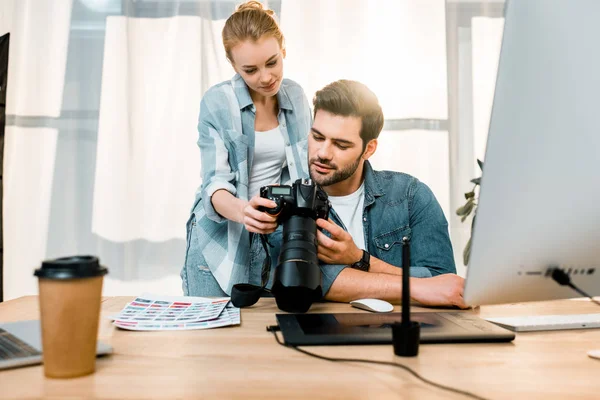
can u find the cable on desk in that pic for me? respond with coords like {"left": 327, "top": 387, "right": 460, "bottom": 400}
{"left": 550, "top": 268, "right": 600, "bottom": 307}
{"left": 266, "top": 326, "right": 488, "bottom": 400}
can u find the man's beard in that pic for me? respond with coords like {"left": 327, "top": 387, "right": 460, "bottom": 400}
{"left": 309, "top": 155, "right": 362, "bottom": 187}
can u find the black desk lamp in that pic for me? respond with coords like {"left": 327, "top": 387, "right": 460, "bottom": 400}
{"left": 391, "top": 237, "right": 420, "bottom": 356}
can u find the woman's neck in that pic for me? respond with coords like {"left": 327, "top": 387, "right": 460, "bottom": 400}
{"left": 249, "top": 88, "right": 277, "bottom": 108}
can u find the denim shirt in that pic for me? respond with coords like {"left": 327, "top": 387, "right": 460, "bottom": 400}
{"left": 188, "top": 74, "right": 312, "bottom": 294}
{"left": 269, "top": 161, "right": 456, "bottom": 296}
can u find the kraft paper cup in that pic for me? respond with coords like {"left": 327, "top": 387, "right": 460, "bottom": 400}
{"left": 34, "top": 256, "right": 108, "bottom": 378}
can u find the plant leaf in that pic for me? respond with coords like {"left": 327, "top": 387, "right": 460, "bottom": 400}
{"left": 456, "top": 199, "right": 474, "bottom": 217}
{"left": 470, "top": 177, "right": 481, "bottom": 185}
{"left": 477, "top": 159, "right": 484, "bottom": 171}
{"left": 463, "top": 237, "right": 472, "bottom": 266}
{"left": 464, "top": 191, "right": 475, "bottom": 200}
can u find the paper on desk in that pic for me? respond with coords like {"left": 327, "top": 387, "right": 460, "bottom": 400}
{"left": 114, "top": 303, "right": 241, "bottom": 331}
{"left": 106, "top": 295, "right": 223, "bottom": 320}
{"left": 110, "top": 293, "right": 240, "bottom": 331}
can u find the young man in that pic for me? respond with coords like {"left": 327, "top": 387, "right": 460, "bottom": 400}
{"left": 308, "top": 80, "right": 467, "bottom": 308}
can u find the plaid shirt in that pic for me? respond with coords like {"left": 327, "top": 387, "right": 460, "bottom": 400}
{"left": 188, "top": 74, "right": 311, "bottom": 294}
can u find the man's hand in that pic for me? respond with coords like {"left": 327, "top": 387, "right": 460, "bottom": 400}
{"left": 241, "top": 195, "right": 278, "bottom": 234}
{"left": 411, "top": 274, "right": 468, "bottom": 309}
{"left": 316, "top": 218, "right": 363, "bottom": 265}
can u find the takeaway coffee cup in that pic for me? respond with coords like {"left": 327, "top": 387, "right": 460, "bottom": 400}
{"left": 34, "top": 255, "right": 108, "bottom": 378}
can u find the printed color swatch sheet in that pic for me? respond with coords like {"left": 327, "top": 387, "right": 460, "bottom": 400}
{"left": 110, "top": 293, "right": 240, "bottom": 331}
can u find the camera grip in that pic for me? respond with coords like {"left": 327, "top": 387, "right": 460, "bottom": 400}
{"left": 259, "top": 187, "right": 283, "bottom": 215}
{"left": 258, "top": 186, "right": 283, "bottom": 216}
{"left": 259, "top": 204, "right": 281, "bottom": 215}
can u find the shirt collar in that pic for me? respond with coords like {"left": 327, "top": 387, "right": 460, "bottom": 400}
{"left": 363, "top": 160, "right": 385, "bottom": 202}
{"left": 276, "top": 82, "right": 293, "bottom": 111}
{"left": 232, "top": 74, "right": 253, "bottom": 110}
{"left": 232, "top": 74, "right": 293, "bottom": 111}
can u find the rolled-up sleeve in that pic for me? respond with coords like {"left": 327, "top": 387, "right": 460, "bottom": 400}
{"left": 319, "top": 263, "right": 346, "bottom": 297}
{"left": 198, "top": 96, "right": 237, "bottom": 223}
{"left": 409, "top": 181, "right": 456, "bottom": 275}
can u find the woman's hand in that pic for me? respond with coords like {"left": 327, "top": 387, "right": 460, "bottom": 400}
{"left": 242, "top": 195, "right": 279, "bottom": 234}
{"left": 316, "top": 218, "right": 363, "bottom": 265}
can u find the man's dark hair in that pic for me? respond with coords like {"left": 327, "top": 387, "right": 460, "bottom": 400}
{"left": 312, "top": 80, "right": 384, "bottom": 151}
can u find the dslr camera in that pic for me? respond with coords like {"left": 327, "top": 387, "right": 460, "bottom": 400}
{"left": 260, "top": 178, "right": 331, "bottom": 313}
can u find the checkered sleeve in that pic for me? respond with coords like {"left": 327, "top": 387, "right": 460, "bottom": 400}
{"left": 198, "top": 95, "right": 237, "bottom": 223}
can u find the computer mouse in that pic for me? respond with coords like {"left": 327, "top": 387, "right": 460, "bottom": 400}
{"left": 350, "top": 298, "right": 394, "bottom": 313}
{"left": 587, "top": 349, "right": 600, "bottom": 360}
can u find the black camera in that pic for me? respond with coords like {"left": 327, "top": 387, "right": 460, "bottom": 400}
{"left": 260, "top": 179, "right": 331, "bottom": 313}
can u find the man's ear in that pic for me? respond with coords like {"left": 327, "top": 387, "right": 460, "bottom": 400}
{"left": 362, "top": 139, "right": 378, "bottom": 160}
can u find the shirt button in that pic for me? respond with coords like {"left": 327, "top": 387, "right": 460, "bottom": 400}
{"left": 363, "top": 217, "right": 367, "bottom": 222}
{"left": 384, "top": 243, "right": 389, "bottom": 249}
{"left": 282, "top": 123, "right": 286, "bottom": 127}
{"left": 289, "top": 162, "right": 294, "bottom": 166}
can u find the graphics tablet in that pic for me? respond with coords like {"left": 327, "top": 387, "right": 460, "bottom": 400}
{"left": 276, "top": 312, "right": 515, "bottom": 346}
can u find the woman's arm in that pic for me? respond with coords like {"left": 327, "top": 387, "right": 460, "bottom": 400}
{"left": 197, "top": 95, "right": 238, "bottom": 224}
{"left": 210, "top": 189, "right": 246, "bottom": 224}
{"left": 198, "top": 97, "right": 280, "bottom": 233}
{"left": 211, "top": 189, "right": 279, "bottom": 234}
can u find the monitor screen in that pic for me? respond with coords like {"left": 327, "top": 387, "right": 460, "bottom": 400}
{"left": 463, "top": 0, "right": 600, "bottom": 305}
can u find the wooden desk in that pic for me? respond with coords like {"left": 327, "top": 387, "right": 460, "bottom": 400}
{"left": 1, "top": 296, "right": 599, "bottom": 399}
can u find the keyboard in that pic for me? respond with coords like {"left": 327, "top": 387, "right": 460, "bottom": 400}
{"left": 485, "top": 313, "right": 600, "bottom": 332}
{"left": 0, "top": 328, "right": 41, "bottom": 360}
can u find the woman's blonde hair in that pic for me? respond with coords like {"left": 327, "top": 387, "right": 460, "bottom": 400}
{"left": 222, "top": 1, "right": 285, "bottom": 64}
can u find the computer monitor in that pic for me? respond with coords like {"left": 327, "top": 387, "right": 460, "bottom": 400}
{"left": 463, "top": 0, "right": 600, "bottom": 306}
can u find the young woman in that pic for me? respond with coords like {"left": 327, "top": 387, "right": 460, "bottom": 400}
{"left": 181, "top": 1, "right": 311, "bottom": 297}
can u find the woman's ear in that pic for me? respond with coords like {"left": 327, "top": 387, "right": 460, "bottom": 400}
{"left": 282, "top": 48, "right": 287, "bottom": 59}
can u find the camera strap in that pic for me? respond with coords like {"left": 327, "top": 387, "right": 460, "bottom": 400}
{"left": 230, "top": 234, "right": 273, "bottom": 308}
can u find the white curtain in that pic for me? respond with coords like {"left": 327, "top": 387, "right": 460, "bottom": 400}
{"left": 282, "top": 0, "right": 448, "bottom": 120}
{"left": 445, "top": 1, "right": 505, "bottom": 275}
{"left": 472, "top": 17, "right": 504, "bottom": 164}
{"left": 3, "top": 0, "right": 236, "bottom": 300}
{"left": 2, "top": 0, "right": 505, "bottom": 300}
{"left": 92, "top": 16, "right": 229, "bottom": 242}
{"left": 282, "top": 0, "right": 451, "bottom": 220}
{"left": 3, "top": 0, "right": 73, "bottom": 300}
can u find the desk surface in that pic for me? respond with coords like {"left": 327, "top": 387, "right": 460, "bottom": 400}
{"left": 1, "top": 296, "right": 599, "bottom": 399}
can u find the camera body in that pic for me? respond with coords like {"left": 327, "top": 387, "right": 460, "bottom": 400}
{"left": 260, "top": 179, "right": 330, "bottom": 222}
{"left": 260, "top": 179, "right": 331, "bottom": 313}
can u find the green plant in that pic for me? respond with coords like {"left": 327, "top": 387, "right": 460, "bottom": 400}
{"left": 456, "top": 159, "right": 484, "bottom": 266}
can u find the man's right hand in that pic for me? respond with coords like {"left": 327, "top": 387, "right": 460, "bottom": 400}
{"left": 411, "top": 274, "right": 468, "bottom": 309}
{"left": 241, "top": 195, "right": 279, "bottom": 234}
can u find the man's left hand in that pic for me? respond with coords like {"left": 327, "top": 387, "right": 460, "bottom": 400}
{"left": 316, "top": 218, "right": 363, "bottom": 265}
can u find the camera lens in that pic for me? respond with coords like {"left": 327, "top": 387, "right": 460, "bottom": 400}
{"left": 272, "top": 215, "right": 322, "bottom": 312}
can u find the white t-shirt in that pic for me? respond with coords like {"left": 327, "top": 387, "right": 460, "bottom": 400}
{"left": 327, "top": 183, "right": 366, "bottom": 251}
{"left": 248, "top": 126, "right": 286, "bottom": 198}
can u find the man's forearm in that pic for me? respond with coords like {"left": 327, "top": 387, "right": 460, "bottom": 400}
{"left": 369, "top": 255, "right": 402, "bottom": 276}
{"left": 324, "top": 268, "right": 467, "bottom": 308}
{"left": 324, "top": 268, "right": 404, "bottom": 303}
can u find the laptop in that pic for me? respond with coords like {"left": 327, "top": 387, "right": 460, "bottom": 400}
{"left": 0, "top": 320, "right": 112, "bottom": 370}
{"left": 277, "top": 311, "right": 515, "bottom": 346}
